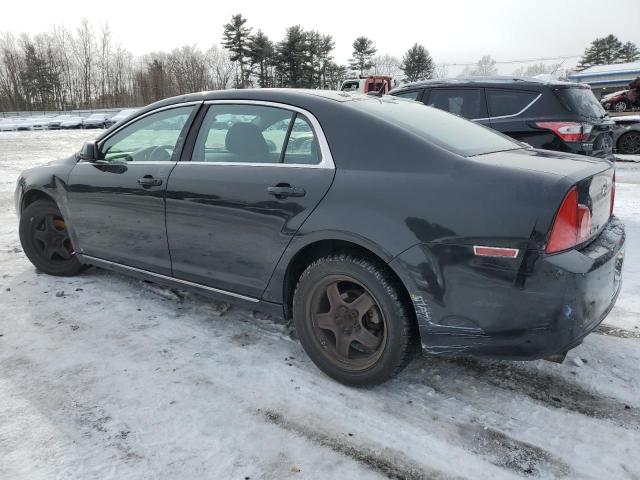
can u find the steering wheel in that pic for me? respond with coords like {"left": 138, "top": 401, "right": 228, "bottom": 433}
{"left": 149, "top": 145, "right": 174, "bottom": 161}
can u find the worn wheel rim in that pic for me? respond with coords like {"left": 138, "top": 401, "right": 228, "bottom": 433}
{"left": 620, "top": 133, "right": 640, "bottom": 154}
{"left": 30, "top": 213, "right": 75, "bottom": 263}
{"left": 307, "top": 275, "right": 387, "bottom": 371}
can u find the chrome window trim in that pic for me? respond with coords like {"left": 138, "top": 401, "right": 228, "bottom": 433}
{"left": 194, "top": 99, "right": 335, "bottom": 170}
{"left": 473, "top": 93, "right": 542, "bottom": 121}
{"left": 96, "top": 101, "right": 203, "bottom": 155}
{"left": 80, "top": 254, "right": 259, "bottom": 303}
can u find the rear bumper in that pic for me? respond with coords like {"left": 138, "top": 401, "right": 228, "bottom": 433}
{"left": 391, "top": 216, "right": 625, "bottom": 359}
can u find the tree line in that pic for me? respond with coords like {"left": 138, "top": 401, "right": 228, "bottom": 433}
{"left": 0, "top": 15, "right": 439, "bottom": 112}
{"left": 1, "top": 14, "right": 638, "bottom": 113}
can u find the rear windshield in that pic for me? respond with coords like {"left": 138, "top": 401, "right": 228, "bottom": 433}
{"left": 557, "top": 87, "right": 606, "bottom": 119}
{"left": 352, "top": 96, "right": 522, "bottom": 157}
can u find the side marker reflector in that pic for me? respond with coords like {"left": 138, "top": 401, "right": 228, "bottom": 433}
{"left": 473, "top": 246, "right": 520, "bottom": 258}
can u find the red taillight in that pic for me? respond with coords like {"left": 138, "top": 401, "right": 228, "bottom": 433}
{"left": 546, "top": 186, "right": 592, "bottom": 254}
{"left": 535, "top": 121, "right": 592, "bottom": 142}
{"left": 610, "top": 172, "right": 616, "bottom": 216}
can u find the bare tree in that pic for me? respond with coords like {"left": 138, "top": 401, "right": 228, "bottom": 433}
{"left": 371, "top": 54, "right": 402, "bottom": 79}
{"left": 206, "top": 45, "right": 234, "bottom": 90}
{"left": 74, "top": 18, "right": 95, "bottom": 106}
{"left": 98, "top": 23, "right": 112, "bottom": 107}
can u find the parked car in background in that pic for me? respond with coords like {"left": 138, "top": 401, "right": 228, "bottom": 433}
{"left": 30, "top": 117, "right": 54, "bottom": 130}
{"left": 0, "top": 118, "right": 15, "bottom": 131}
{"left": 613, "top": 115, "right": 640, "bottom": 154}
{"left": 390, "top": 77, "right": 615, "bottom": 158}
{"left": 47, "top": 115, "right": 72, "bottom": 130}
{"left": 83, "top": 113, "right": 111, "bottom": 129}
{"left": 59, "top": 116, "right": 84, "bottom": 129}
{"left": 600, "top": 77, "right": 640, "bottom": 112}
{"left": 105, "top": 108, "right": 139, "bottom": 128}
{"left": 15, "top": 118, "right": 34, "bottom": 131}
{"left": 14, "top": 89, "right": 624, "bottom": 386}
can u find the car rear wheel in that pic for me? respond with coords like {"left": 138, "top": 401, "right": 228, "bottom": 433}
{"left": 618, "top": 131, "right": 640, "bottom": 155}
{"left": 614, "top": 100, "right": 629, "bottom": 112}
{"left": 293, "top": 254, "right": 415, "bottom": 386}
{"left": 19, "top": 199, "right": 85, "bottom": 276}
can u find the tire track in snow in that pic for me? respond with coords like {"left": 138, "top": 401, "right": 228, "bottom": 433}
{"left": 421, "top": 356, "right": 639, "bottom": 428}
{"left": 258, "top": 409, "right": 462, "bottom": 480}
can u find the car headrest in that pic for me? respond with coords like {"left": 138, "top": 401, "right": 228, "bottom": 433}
{"left": 225, "top": 123, "right": 268, "bottom": 158}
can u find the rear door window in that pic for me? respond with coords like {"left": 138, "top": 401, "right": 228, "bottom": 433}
{"left": 193, "top": 105, "right": 292, "bottom": 163}
{"left": 486, "top": 89, "right": 539, "bottom": 118}
{"left": 425, "top": 88, "right": 486, "bottom": 120}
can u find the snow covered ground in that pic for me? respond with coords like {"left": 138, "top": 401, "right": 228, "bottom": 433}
{"left": 1, "top": 130, "right": 639, "bottom": 480}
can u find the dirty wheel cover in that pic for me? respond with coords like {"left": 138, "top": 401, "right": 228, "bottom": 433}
{"left": 307, "top": 274, "right": 387, "bottom": 371}
{"left": 30, "top": 213, "right": 75, "bottom": 263}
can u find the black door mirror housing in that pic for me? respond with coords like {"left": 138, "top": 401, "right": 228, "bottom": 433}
{"left": 79, "top": 141, "right": 99, "bottom": 161}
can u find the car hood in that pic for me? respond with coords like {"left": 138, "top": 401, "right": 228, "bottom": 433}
{"left": 471, "top": 148, "right": 612, "bottom": 181}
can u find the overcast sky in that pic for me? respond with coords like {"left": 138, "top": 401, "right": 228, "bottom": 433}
{"left": 2, "top": 0, "right": 640, "bottom": 74}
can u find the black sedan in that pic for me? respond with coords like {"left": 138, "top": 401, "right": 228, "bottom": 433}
{"left": 15, "top": 89, "right": 625, "bottom": 386}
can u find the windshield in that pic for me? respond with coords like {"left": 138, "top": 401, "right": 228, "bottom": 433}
{"left": 351, "top": 96, "right": 522, "bottom": 157}
{"left": 557, "top": 87, "right": 606, "bottom": 119}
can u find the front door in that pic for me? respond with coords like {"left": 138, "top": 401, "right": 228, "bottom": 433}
{"left": 165, "top": 102, "right": 334, "bottom": 298}
{"left": 64, "top": 104, "right": 198, "bottom": 275}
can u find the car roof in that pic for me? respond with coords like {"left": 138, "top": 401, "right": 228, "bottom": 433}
{"left": 143, "top": 88, "right": 361, "bottom": 112}
{"left": 391, "top": 76, "right": 579, "bottom": 92}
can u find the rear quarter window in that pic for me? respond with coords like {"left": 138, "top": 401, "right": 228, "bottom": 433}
{"left": 486, "top": 89, "right": 540, "bottom": 117}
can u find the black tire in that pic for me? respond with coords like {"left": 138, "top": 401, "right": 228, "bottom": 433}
{"left": 293, "top": 254, "right": 416, "bottom": 386}
{"left": 617, "top": 131, "right": 640, "bottom": 155}
{"left": 19, "top": 199, "right": 85, "bottom": 276}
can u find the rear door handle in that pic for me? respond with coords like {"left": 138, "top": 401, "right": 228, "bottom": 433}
{"left": 267, "top": 184, "right": 306, "bottom": 198}
{"left": 137, "top": 175, "right": 162, "bottom": 187}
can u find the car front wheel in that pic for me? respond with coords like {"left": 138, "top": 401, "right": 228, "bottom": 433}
{"left": 293, "top": 254, "right": 416, "bottom": 386}
{"left": 19, "top": 199, "right": 85, "bottom": 276}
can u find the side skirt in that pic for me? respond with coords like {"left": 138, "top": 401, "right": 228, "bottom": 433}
{"left": 77, "top": 254, "right": 285, "bottom": 319}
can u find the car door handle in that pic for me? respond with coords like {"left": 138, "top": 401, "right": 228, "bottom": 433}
{"left": 267, "top": 184, "right": 306, "bottom": 198}
{"left": 137, "top": 176, "right": 162, "bottom": 187}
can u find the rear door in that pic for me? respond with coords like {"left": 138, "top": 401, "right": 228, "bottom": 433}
{"left": 65, "top": 103, "right": 198, "bottom": 275}
{"left": 165, "top": 101, "right": 335, "bottom": 299}
{"left": 486, "top": 88, "right": 541, "bottom": 143}
{"left": 423, "top": 88, "right": 489, "bottom": 125}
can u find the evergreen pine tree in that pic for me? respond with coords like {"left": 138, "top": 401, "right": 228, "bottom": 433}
{"left": 222, "top": 14, "right": 252, "bottom": 88}
{"left": 577, "top": 34, "right": 624, "bottom": 70}
{"left": 248, "top": 30, "right": 274, "bottom": 87}
{"left": 276, "top": 25, "right": 308, "bottom": 87}
{"left": 619, "top": 41, "right": 640, "bottom": 63}
{"left": 306, "top": 31, "right": 334, "bottom": 88}
{"left": 400, "top": 43, "right": 434, "bottom": 82}
{"left": 349, "top": 37, "right": 376, "bottom": 75}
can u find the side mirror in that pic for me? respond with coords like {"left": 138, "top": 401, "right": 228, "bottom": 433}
{"left": 79, "top": 141, "right": 98, "bottom": 161}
